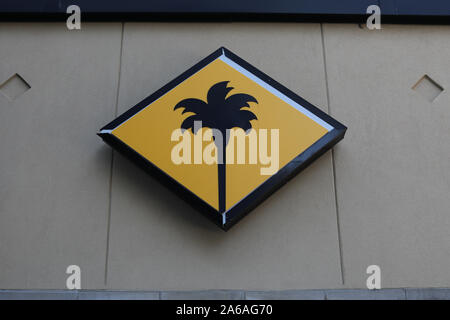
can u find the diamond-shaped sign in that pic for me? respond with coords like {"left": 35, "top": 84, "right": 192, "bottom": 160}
{"left": 98, "top": 47, "right": 347, "bottom": 230}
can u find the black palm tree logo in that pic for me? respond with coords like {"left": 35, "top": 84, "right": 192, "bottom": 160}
{"left": 174, "top": 81, "right": 258, "bottom": 213}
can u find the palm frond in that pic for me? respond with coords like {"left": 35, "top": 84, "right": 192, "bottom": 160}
{"left": 239, "top": 110, "right": 257, "bottom": 121}
{"left": 175, "top": 81, "right": 258, "bottom": 137}
{"left": 174, "top": 98, "right": 207, "bottom": 115}
{"left": 207, "top": 81, "right": 234, "bottom": 105}
{"left": 231, "top": 121, "right": 253, "bottom": 133}
{"left": 225, "top": 93, "right": 258, "bottom": 110}
{"left": 231, "top": 110, "right": 257, "bottom": 132}
{"left": 180, "top": 115, "right": 202, "bottom": 133}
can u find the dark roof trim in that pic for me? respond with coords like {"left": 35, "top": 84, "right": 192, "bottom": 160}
{"left": 1, "top": 0, "right": 450, "bottom": 24}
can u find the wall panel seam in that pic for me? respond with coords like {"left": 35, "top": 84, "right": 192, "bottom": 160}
{"left": 104, "top": 22, "right": 125, "bottom": 286}
{"left": 320, "top": 23, "right": 345, "bottom": 285}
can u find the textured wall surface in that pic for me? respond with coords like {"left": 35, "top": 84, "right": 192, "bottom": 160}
{"left": 323, "top": 24, "right": 450, "bottom": 288}
{"left": 0, "top": 23, "right": 449, "bottom": 290}
{"left": 0, "top": 23, "right": 122, "bottom": 289}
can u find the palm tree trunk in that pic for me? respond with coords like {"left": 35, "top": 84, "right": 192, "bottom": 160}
{"left": 218, "top": 139, "right": 226, "bottom": 214}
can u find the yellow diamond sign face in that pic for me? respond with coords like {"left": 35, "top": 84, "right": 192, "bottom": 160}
{"left": 98, "top": 48, "right": 346, "bottom": 230}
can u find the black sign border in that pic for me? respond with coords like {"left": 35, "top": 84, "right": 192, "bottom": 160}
{"left": 98, "top": 47, "right": 347, "bottom": 230}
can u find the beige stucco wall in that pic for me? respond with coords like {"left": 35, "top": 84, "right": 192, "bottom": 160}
{"left": 0, "top": 23, "right": 449, "bottom": 290}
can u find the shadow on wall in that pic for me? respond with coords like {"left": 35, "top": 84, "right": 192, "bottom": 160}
{"left": 110, "top": 148, "right": 221, "bottom": 232}
{"left": 104, "top": 141, "right": 337, "bottom": 241}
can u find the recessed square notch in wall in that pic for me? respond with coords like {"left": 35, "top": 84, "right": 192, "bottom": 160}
{"left": 412, "top": 75, "right": 444, "bottom": 102}
{"left": 0, "top": 73, "right": 31, "bottom": 101}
